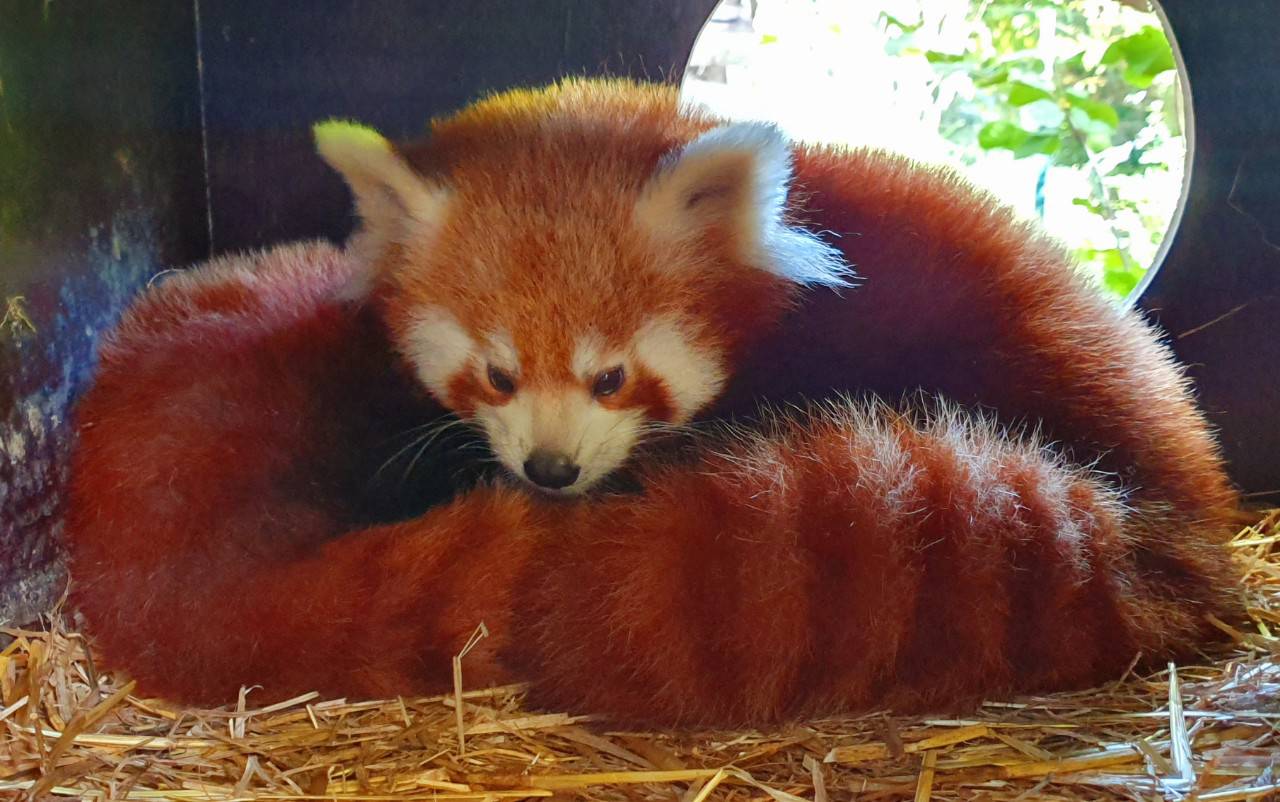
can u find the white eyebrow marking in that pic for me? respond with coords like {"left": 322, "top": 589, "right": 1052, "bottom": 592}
{"left": 572, "top": 332, "right": 604, "bottom": 379}
{"left": 483, "top": 329, "right": 519, "bottom": 375}
{"left": 572, "top": 331, "right": 625, "bottom": 381}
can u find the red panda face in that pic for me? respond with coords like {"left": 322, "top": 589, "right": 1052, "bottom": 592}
{"left": 314, "top": 86, "right": 849, "bottom": 493}
{"left": 377, "top": 172, "right": 738, "bottom": 493}
{"left": 391, "top": 301, "right": 726, "bottom": 493}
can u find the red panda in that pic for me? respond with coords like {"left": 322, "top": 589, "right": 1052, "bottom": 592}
{"left": 309, "top": 85, "right": 848, "bottom": 494}
{"left": 65, "top": 79, "right": 1242, "bottom": 727}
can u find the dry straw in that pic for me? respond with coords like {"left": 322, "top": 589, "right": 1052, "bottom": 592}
{"left": 2, "top": 510, "right": 1277, "bottom": 801}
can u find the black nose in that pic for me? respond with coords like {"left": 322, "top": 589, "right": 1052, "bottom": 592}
{"left": 523, "top": 450, "right": 580, "bottom": 489}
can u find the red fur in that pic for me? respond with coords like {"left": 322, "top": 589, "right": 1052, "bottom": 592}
{"left": 66, "top": 80, "right": 1241, "bottom": 727}
{"left": 716, "top": 148, "right": 1236, "bottom": 521}
{"left": 506, "top": 404, "right": 1238, "bottom": 725}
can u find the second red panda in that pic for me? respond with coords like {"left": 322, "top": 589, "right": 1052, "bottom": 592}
{"left": 65, "top": 79, "right": 1242, "bottom": 726}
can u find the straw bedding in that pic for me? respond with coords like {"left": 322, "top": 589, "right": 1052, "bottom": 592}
{"left": 2, "top": 510, "right": 1276, "bottom": 802}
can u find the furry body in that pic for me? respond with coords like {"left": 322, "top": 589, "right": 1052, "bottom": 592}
{"left": 67, "top": 81, "right": 1240, "bottom": 727}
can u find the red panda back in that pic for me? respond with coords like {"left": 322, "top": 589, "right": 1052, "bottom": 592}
{"left": 717, "top": 145, "right": 1236, "bottom": 524}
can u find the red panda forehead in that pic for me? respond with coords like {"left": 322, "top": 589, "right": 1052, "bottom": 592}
{"left": 443, "top": 162, "right": 647, "bottom": 237}
{"left": 426, "top": 206, "right": 683, "bottom": 325}
{"left": 505, "top": 312, "right": 637, "bottom": 384}
{"left": 385, "top": 220, "right": 666, "bottom": 335}
{"left": 409, "top": 104, "right": 689, "bottom": 192}
{"left": 383, "top": 236, "right": 673, "bottom": 347}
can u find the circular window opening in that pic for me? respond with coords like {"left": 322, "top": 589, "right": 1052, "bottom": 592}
{"left": 681, "top": 0, "right": 1192, "bottom": 303}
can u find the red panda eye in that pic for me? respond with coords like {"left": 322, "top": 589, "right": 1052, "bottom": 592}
{"left": 592, "top": 366, "right": 625, "bottom": 398}
{"left": 487, "top": 365, "right": 516, "bottom": 395}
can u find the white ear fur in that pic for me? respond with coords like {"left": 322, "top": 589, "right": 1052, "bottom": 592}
{"left": 314, "top": 121, "right": 450, "bottom": 295}
{"left": 635, "top": 122, "right": 851, "bottom": 286}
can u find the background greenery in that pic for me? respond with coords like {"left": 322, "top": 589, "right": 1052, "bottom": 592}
{"left": 684, "top": 0, "right": 1186, "bottom": 300}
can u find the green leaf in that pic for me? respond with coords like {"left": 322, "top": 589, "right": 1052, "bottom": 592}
{"left": 1080, "top": 248, "right": 1146, "bottom": 296}
{"left": 1072, "top": 197, "right": 1103, "bottom": 214}
{"left": 1104, "top": 267, "right": 1140, "bottom": 296}
{"left": 1012, "top": 133, "right": 1061, "bottom": 158}
{"left": 1007, "top": 81, "right": 1054, "bottom": 106}
{"left": 978, "top": 121, "right": 1031, "bottom": 150}
{"left": 1108, "top": 147, "right": 1163, "bottom": 176}
{"left": 972, "top": 66, "right": 1010, "bottom": 87}
{"left": 1086, "top": 129, "right": 1115, "bottom": 153}
{"left": 1079, "top": 248, "right": 1127, "bottom": 271}
{"left": 978, "top": 122, "right": 1058, "bottom": 159}
{"left": 925, "top": 50, "right": 966, "bottom": 63}
{"left": 1051, "top": 136, "right": 1089, "bottom": 167}
{"left": 1066, "top": 107, "right": 1118, "bottom": 152}
{"left": 1100, "top": 27, "right": 1175, "bottom": 89}
{"left": 1066, "top": 94, "right": 1120, "bottom": 128}
{"left": 1127, "top": 65, "right": 1165, "bottom": 89}
{"left": 879, "top": 12, "right": 924, "bottom": 34}
{"left": 1060, "top": 50, "right": 1086, "bottom": 75}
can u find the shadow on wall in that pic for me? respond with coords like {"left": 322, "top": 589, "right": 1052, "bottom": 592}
{"left": 0, "top": 4, "right": 207, "bottom": 625}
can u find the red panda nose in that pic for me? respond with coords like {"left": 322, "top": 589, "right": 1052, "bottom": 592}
{"left": 523, "top": 450, "right": 581, "bottom": 490}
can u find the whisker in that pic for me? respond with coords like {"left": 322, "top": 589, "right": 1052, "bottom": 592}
{"left": 371, "top": 429, "right": 437, "bottom": 483}
{"left": 371, "top": 416, "right": 484, "bottom": 486}
{"left": 399, "top": 436, "right": 442, "bottom": 489}
{"left": 376, "top": 419, "right": 453, "bottom": 446}
{"left": 572, "top": 416, "right": 594, "bottom": 460}
{"left": 397, "top": 419, "right": 482, "bottom": 487}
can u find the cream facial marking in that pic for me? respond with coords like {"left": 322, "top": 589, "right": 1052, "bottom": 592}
{"left": 481, "top": 329, "right": 521, "bottom": 396}
{"left": 571, "top": 332, "right": 609, "bottom": 381}
{"left": 474, "top": 387, "right": 645, "bottom": 494}
{"left": 404, "top": 305, "right": 476, "bottom": 400}
{"left": 472, "top": 319, "right": 725, "bottom": 492}
{"left": 632, "top": 316, "right": 725, "bottom": 421}
{"left": 405, "top": 311, "right": 726, "bottom": 491}
{"left": 572, "top": 333, "right": 627, "bottom": 393}
{"left": 483, "top": 329, "right": 519, "bottom": 376}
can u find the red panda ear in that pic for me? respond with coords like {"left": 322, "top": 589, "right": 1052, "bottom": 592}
{"left": 313, "top": 121, "right": 450, "bottom": 295}
{"left": 635, "top": 122, "right": 850, "bottom": 286}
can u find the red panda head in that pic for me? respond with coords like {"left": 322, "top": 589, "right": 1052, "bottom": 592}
{"left": 315, "top": 81, "right": 848, "bottom": 494}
